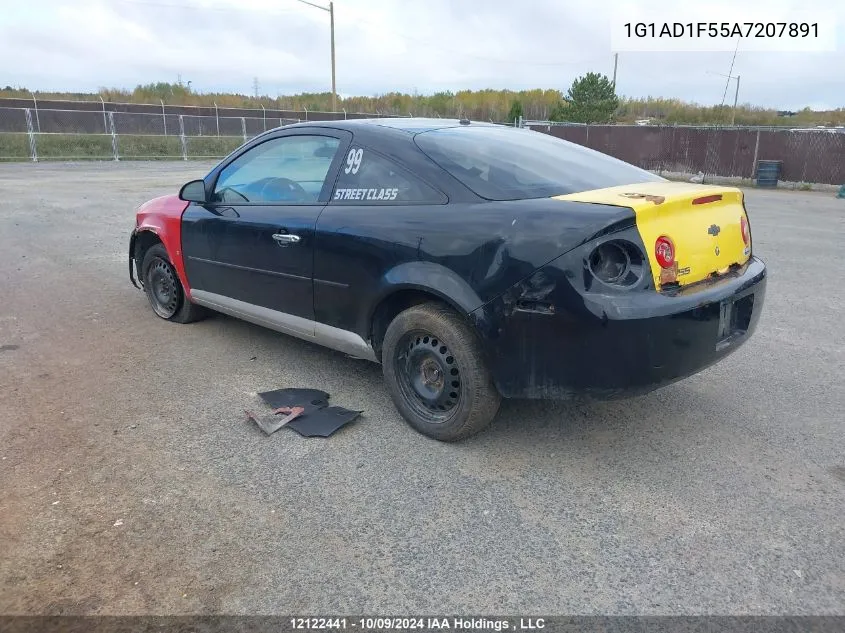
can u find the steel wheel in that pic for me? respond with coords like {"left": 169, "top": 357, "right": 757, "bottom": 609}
{"left": 138, "top": 243, "right": 206, "bottom": 324}
{"left": 382, "top": 302, "right": 501, "bottom": 441}
{"left": 146, "top": 257, "right": 181, "bottom": 319}
{"left": 394, "top": 329, "right": 462, "bottom": 424}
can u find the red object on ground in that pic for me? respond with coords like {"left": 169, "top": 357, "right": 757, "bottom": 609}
{"left": 245, "top": 406, "right": 306, "bottom": 435}
{"left": 271, "top": 406, "right": 306, "bottom": 419}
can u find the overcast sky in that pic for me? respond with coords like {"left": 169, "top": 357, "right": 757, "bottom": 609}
{"left": 1, "top": 0, "right": 842, "bottom": 109}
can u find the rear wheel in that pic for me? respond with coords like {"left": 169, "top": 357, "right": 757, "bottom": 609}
{"left": 382, "top": 302, "right": 500, "bottom": 441}
{"left": 140, "top": 244, "right": 206, "bottom": 324}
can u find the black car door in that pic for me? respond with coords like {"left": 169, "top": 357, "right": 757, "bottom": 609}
{"left": 313, "top": 145, "right": 449, "bottom": 335}
{"left": 182, "top": 130, "right": 350, "bottom": 324}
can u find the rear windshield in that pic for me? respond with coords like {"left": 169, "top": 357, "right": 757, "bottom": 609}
{"left": 414, "top": 126, "right": 664, "bottom": 201}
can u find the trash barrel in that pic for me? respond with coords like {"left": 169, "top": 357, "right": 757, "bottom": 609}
{"left": 756, "top": 160, "right": 782, "bottom": 188}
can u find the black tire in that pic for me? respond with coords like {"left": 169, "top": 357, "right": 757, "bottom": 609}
{"left": 382, "top": 302, "right": 501, "bottom": 441}
{"left": 140, "top": 244, "right": 206, "bottom": 324}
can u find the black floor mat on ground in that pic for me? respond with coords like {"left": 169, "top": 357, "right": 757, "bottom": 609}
{"left": 258, "top": 388, "right": 329, "bottom": 415}
{"left": 257, "top": 389, "right": 362, "bottom": 437}
{"left": 285, "top": 406, "right": 363, "bottom": 438}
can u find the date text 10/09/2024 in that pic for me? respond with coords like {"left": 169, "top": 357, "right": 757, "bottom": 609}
{"left": 290, "top": 618, "right": 547, "bottom": 631}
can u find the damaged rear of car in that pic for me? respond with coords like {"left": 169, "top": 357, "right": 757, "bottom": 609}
{"left": 415, "top": 126, "right": 766, "bottom": 401}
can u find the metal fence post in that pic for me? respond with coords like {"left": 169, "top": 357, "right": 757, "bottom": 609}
{"left": 24, "top": 108, "right": 37, "bottom": 162}
{"left": 585, "top": 125, "right": 590, "bottom": 146}
{"left": 800, "top": 133, "right": 811, "bottom": 184}
{"left": 241, "top": 117, "right": 247, "bottom": 142}
{"left": 304, "top": 107, "right": 308, "bottom": 121}
{"left": 214, "top": 102, "right": 220, "bottom": 136}
{"left": 751, "top": 129, "right": 760, "bottom": 180}
{"left": 99, "top": 95, "right": 107, "bottom": 133}
{"left": 108, "top": 112, "right": 119, "bottom": 161}
{"left": 343, "top": 108, "right": 347, "bottom": 120}
{"left": 261, "top": 105, "right": 266, "bottom": 131}
{"left": 179, "top": 115, "right": 187, "bottom": 161}
{"left": 31, "top": 92, "right": 41, "bottom": 132}
{"left": 161, "top": 99, "right": 167, "bottom": 136}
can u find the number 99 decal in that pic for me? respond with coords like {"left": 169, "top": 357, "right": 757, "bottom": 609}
{"left": 344, "top": 148, "right": 363, "bottom": 174}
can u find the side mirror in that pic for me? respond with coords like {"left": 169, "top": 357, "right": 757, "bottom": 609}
{"left": 179, "top": 179, "right": 208, "bottom": 203}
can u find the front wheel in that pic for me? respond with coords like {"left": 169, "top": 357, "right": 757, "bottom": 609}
{"left": 382, "top": 302, "right": 501, "bottom": 441}
{"left": 140, "top": 244, "right": 206, "bottom": 324}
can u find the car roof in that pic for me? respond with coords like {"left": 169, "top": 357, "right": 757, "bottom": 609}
{"left": 285, "top": 117, "right": 502, "bottom": 134}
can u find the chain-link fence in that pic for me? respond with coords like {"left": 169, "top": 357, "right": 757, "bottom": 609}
{"left": 2, "top": 99, "right": 843, "bottom": 185}
{"left": 0, "top": 105, "right": 305, "bottom": 161}
{"left": 525, "top": 121, "right": 845, "bottom": 186}
{"left": 0, "top": 98, "right": 392, "bottom": 162}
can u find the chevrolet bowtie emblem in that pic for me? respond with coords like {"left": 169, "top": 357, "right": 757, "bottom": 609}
{"left": 708, "top": 224, "right": 721, "bottom": 236}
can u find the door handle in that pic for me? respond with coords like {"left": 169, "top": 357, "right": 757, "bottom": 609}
{"left": 272, "top": 233, "right": 301, "bottom": 245}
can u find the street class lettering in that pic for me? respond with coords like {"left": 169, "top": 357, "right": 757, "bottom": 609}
{"left": 334, "top": 187, "right": 399, "bottom": 201}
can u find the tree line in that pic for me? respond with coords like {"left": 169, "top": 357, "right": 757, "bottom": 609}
{"left": 2, "top": 77, "right": 842, "bottom": 127}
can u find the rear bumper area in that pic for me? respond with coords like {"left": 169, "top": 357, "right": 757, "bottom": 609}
{"left": 479, "top": 256, "right": 767, "bottom": 399}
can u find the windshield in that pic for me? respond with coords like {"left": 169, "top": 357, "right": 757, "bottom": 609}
{"left": 415, "top": 126, "right": 664, "bottom": 201}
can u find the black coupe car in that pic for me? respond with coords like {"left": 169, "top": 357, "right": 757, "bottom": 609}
{"left": 129, "top": 118, "right": 766, "bottom": 441}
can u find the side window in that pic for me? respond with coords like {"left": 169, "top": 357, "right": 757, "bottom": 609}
{"left": 331, "top": 147, "right": 445, "bottom": 204}
{"left": 213, "top": 135, "right": 340, "bottom": 204}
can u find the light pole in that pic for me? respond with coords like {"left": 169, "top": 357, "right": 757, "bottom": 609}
{"left": 295, "top": 0, "right": 337, "bottom": 112}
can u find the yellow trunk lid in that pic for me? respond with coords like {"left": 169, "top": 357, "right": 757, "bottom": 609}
{"left": 554, "top": 182, "right": 751, "bottom": 290}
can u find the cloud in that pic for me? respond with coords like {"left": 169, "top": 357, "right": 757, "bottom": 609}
{"left": 1, "top": 0, "right": 842, "bottom": 109}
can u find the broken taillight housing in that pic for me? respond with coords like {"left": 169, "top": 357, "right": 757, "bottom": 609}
{"left": 587, "top": 240, "right": 645, "bottom": 288}
{"left": 655, "top": 235, "right": 675, "bottom": 268}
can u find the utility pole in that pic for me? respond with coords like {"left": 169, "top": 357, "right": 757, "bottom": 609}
{"left": 731, "top": 75, "right": 741, "bottom": 125}
{"left": 295, "top": 0, "right": 337, "bottom": 112}
{"left": 612, "top": 52, "right": 618, "bottom": 89}
{"left": 706, "top": 70, "right": 741, "bottom": 126}
{"left": 253, "top": 76, "right": 260, "bottom": 99}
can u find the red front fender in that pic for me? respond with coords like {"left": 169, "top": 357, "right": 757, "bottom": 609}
{"left": 133, "top": 194, "right": 192, "bottom": 297}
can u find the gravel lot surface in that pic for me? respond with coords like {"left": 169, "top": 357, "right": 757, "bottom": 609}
{"left": 0, "top": 162, "right": 843, "bottom": 615}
